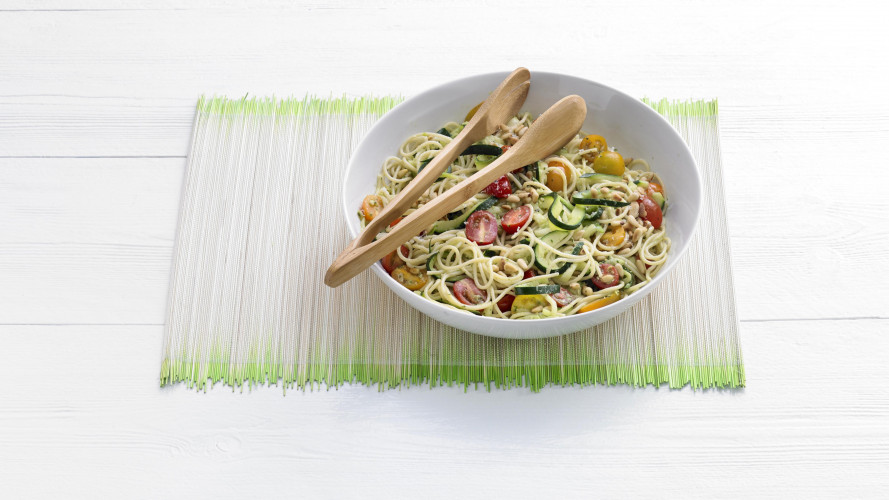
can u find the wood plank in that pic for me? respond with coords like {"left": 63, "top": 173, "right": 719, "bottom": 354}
{"left": 1, "top": 2, "right": 887, "bottom": 102}
{"left": 0, "top": 319, "right": 886, "bottom": 496}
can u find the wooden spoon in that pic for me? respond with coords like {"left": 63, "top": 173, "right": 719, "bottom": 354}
{"left": 324, "top": 94, "right": 588, "bottom": 288}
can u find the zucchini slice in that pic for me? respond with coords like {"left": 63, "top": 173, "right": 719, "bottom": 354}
{"left": 515, "top": 284, "right": 560, "bottom": 295}
{"left": 426, "top": 252, "right": 438, "bottom": 271}
{"left": 534, "top": 230, "right": 570, "bottom": 271}
{"left": 435, "top": 127, "right": 451, "bottom": 138}
{"left": 461, "top": 144, "right": 503, "bottom": 156}
{"left": 538, "top": 192, "right": 558, "bottom": 211}
{"left": 430, "top": 196, "right": 497, "bottom": 234}
{"left": 547, "top": 196, "right": 586, "bottom": 231}
{"left": 579, "top": 173, "right": 623, "bottom": 184}
{"left": 571, "top": 194, "right": 630, "bottom": 207}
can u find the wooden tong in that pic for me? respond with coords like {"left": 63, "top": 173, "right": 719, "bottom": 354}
{"left": 325, "top": 69, "right": 586, "bottom": 288}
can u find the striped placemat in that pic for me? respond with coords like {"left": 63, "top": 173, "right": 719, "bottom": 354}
{"left": 160, "top": 95, "right": 744, "bottom": 391}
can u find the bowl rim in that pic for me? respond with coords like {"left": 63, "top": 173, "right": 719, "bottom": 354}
{"left": 341, "top": 69, "right": 702, "bottom": 327}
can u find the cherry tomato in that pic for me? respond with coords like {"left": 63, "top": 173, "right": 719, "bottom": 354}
{"left": 601, "top": 226, "right": 626, "bottom": 247}
{"left": 551, "top": 287, "right": 575, "bottom": 307}
{"left": 381, "top": 245, "right": 409, "bottom": 274}
{"left": 579, "top": 134, "right": 607, "bottom": 152}
{"left": 579, "top": 292, "right": 621, "bottom": 313}
{"left": 360, "top": 195, "right": 383, "bottom": 221}
{"left": 523, "top": 269, "right": 537, "bottom": 280}
{"left": 465, "top": 210, "right": 498, "bottom": 245}
{"left": 591, "top": 263, "right": 623, "bottom": 290}
{"left": 512, "top": 294, "right": 548, "bottom": 313}
{"left": 496, "top": 294, "right": 516, "bottom": 312}
{"left": 453, "top": 278, "right": 487, "bottom": 305}
{"left": 647, "top": 182, "right": 664, "bottom": 195}
{"left": 464, "top": 101, "right": 483, "bottom": 121}
{"left": 545, "top": 160, "right": 572, "bottom": 192}
{"left": 638, "top": 195, "right": 663, "bottom": 229}
{"left": 482, "top": 175, "right": 512, "bottom": 199}
{"left": 391, "top": 265, "right": 428, "bottom": 291}
{"left": 593, "top": 151, "right": 625, "bottom": 176}
{"left": 501, "top": 205, "right": 532, "bottom": 234}
{"left": 388, "top": 216, "right": 404, "bottom": 228}
{"left": 501, "top": 145, "right": 511, "bottom": 154}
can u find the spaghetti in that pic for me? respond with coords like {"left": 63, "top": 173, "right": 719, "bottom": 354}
{"left": 360, "top": 110, "right": 670, "bottom": 319}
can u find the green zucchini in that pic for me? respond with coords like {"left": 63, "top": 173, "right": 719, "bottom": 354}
{"left": 515, "top": 284, "right": 560, "bottom": 295}
{"left": 650, "top": 191, "right": 666, "bottom": 209}
{"left": 535, "top": 230, "right": 585, "bottom": 274}
{"left": 483, "top": 249, "right": 499, "bottom": 258}
{"left": 430, "top": 196, "right": 497, "bottom": 234}
{"left": 435, "top": 127, "right": 450, "bottom": 138}
{"left": 584, "top": 206, "right": 605, "bottom": 221}
{"left": 426, "top": 252, "right": 438, "bottom": 271}
{"left": 580, "top": 173, "right": 623, "bottom": 184}
{"left": 417, "top": 143, "right": 502, "bottom": 175}
{"left": 547, "top": 196, "right": 586, "bottom": 231}
{"left": 538, "top": 192, "right": 558, "bottom": 211}
{"left": 537, "top": 161, "right": 547, "bottom": 184}
{"left": 461, "top": 144, "right": 503, "bottom": 156}
{"left": 474, "top": 154, "right": 497, "bottom": 168}
{"left": 571, "top": 195, "right": 630, "bottom": 207}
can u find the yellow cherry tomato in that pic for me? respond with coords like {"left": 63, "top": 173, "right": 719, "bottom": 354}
{"left": 545, "top": 160, "right": 573, "bottom": 192}
{"left": 360, "top": 195, "right": 383, "bottom": 221}
{"left": 593, "top": 151, "right": 625, "bottom": 176}
{"left": 601, "top": 226, "right": 626, "bottom": 247}
{"left": 579, "top": 292, "right": 621, "bottom": 313}
{"left": 511, "top": 294, "right": 548, "bottom": 312}
{"left": 579, "top": 134, "right": 607, "bottom": 152}
{"left": 464, "top": 101, "right": 483, "bottom": 122}
{"left": 391, "top": 266, "right": 429, "bottom": 291}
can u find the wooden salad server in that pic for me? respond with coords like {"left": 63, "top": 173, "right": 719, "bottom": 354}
{"left": 325, "top": 99, "right": 587, "bottom": 288}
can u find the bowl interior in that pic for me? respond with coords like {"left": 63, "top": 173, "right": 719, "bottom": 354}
{"left": 342, "top": 71, "right": 701, "bottom": 339}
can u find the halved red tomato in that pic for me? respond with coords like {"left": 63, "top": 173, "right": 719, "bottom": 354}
{"left": 482, "top": 175, "right": 512, "bottom": 199}
{"left": 453, "top": 278, "right": 487, "bottom": 305}
{"left": 496, "top": 294, "right": 516, "bottom": 311}
{"left": 591, "top": 263, "right": 622, "bottom": 290}
{"left": 551, "top": 287, "right": 575, "bottom": 307}
{"left": 638, "top": 195, "right": 663, "bottom": 229}
{"left": 523, "top": 269, "right": 537, "bottom": 280}
{"left": 501, "top": 205, "right": 531, "bottom": 234}
{"left": 465, "top": 210, "right": 498, "bottom": 245}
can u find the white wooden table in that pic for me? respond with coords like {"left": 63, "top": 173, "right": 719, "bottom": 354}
{"left": 2, "top": 1, "right": 888, "bottom": 497}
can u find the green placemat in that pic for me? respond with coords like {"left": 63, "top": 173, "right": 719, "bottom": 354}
{"left": 160, "top": 95, "right": 743, "bottom": 392}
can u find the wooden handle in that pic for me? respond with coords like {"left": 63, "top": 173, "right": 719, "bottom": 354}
{"left": 355, "top": 68, "right": 531, "bottom": 246}
{"left": 324, "top": 94, "right": 587, "bottom": 288}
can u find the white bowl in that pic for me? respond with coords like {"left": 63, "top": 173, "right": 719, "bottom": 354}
{"left": 342, "top": 71, "right": 702, "bottom": 339}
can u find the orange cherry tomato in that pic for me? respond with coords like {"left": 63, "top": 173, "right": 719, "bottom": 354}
{"left": 545, "top": 160, "right": 573, "bottom": 192}
{"left": 579, "top": 134, "right": 607, "bottom": 152}
{"left": 360, "top": 195, "right": 383, "bottom": 221}
{"left": 593, "top": 151, "right": 625, "bottom": 176}
{"left": 381, "top": 245, "right": 409, "bottom": 274}
{"left": 601, "top": 226, "right": 626, "bottom": 247}
{"left": 464, "top": 101, "right": 483, "bottom": 122}
{"left": 647, "top": 182, "right": 664, "bottom": 195}
{"left": 579, "top": 292, "right": 621, "bottom": 313}
{"left": 391, "top": 266, "right": 429, "bottom": 291}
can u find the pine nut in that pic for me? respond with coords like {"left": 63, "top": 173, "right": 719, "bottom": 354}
{"left": 516, "top": 258, "right": 528, "bottom": 269}
{"left": 506, "top": 194, "right": 520, "bottom": 203}
{"left": 491, "top": 264, "right": 500, "bottom": 272}
{"left": 397, "top": 168, "right": 409, "bottom": 177}
{"left": 601, "top": 274, "right": 614, "bottom": 282}
{"left": 501, "top": 204, "right": 511, "bottom": 211}
{"left": 582, "top": 286, "right": 594, "bottom": 296}
{"left": 569, "top": 282, "right": 581, "bottom": 292}
{"left": 529, "top": 188, "right": 539, "bottom": 202}
{"left": 633, "top": 227, "right": 645, "bottom": 241}
{"left": 504, "top": 261, "right": 519, "bottom": 274}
